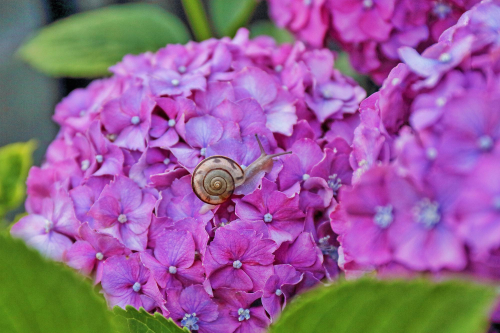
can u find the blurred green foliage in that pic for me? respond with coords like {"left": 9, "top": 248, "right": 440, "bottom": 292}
{"left": 0, "top": 141, "right": 35, "bottom": 222}
{"left": 210, "top": 0, "right": 258, "bottom": 38}
{"left": 17, "top": 4, "right": 190, "bottom": 78}
{"left": 270, "top": 278, "right": 496, "bottom": 333}
{"left": 249, "top": 21, "right": 294, "bottom": 44}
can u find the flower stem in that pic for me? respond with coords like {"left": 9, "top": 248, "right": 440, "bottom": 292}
{"left": 181, "top": 0, "right": 213, "bottom": 41}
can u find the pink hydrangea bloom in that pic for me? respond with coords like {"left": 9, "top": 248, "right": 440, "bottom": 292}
{"left": 268, "top": 0, "right": 480, "bottom": 83}
{"left": 11, "top": 28, "right": 366, "bottom": 332}
{"left": 335, "top": 2, "right": 500, "bottom": 323}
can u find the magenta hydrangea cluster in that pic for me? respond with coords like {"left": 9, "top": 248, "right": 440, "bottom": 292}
{"left": 333, "top": 0, "right": 500, "bottom": 320}
{"left": 268, "top": 0, "right": 480, "bottom": 84}
{"left": 10, "top": 28, "right": 366, "bottom": 331}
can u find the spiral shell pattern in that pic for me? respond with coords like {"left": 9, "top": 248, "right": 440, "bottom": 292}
{"left": 192, "top": 156, "right": 245, "bottom": 205}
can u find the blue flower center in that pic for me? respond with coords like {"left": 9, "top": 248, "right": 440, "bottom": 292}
{"left": 264, "top": 213, "right": 273, "bottom": 223}
{"left": 168, "top": 119, "right": 176, "bottom": 127}
{"left": 171, "top": 79, "right": 180, "bottom": 87}
{"left": 318, "top": 235, "right": 339, "bottom": 260}
{"left": 81, "top": 159, "right": 90, "bottom": 171}
{"left": 181, "top": 313, "right": 199, "bottom": 331}
{"left": 118, "top": 214, "right": 128, "bottom": 223}
{"left": 169, "top": 266, "right": 177, "bottom": 274}
{"left": 233, "top": 260, "right": 242, "bottom": 269}
{"left": 275, "top": 289, "right": 283, "bottom": 296}
{"left": 433, "top": 2, "right": 452, "bottom": 19}
{"left": 238, "top": 308, "right": 251, "bottom": 321}
{"left": 163, "top": 158, "right": 170, "bottom": 165}
{"left": 373, "top": 205, "right": 393, "bottom": 229}
{"left": 132, "top": 282, "right": 141, "bottom": 292}
{"left": 493, "top": 196, "right": 500, "bottom": 210}
{"left": 131, "top": 116, "right": 140, "bottom": 125}
{"left": 477, "top": 135, "right": 494, "bottom": 151}
{"left": 95, "top": 252, "right": 104, "bottom": 260}
{"left": 413, "top": 198, "right": 440, "bottom": 228}
{"left": 328, "top": 174, "right": 342, "bottom": 194}
{"left": 95, "top": 155, "right": 104, "bottom": 163}
{"left": 363, "top": 0, "right": 374, "bottom": 9}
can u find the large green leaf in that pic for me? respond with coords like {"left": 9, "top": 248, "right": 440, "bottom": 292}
{"left": 0, "top": 141, "right": 35, "bottom": 219}
{"left": 210, "top": 0, "right": 258, "bottom": 37}
{"left": 113, "top": 306, "right": 188, "bottom": 333}
{"left": 18, "top": 4, "right": 190, "bottom": 78}
{"left": 249, "top": 21, "right": 294, "bottom": 44}
{"left": 269, "top": 279, "right": 496, "bottom": 333}
{"left": 0, "top": 233, "right": 114, "bottom": 333}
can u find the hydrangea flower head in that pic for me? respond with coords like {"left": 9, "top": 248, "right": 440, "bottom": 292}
{"left": 268, "top": 0, "right": 480, "bottom": 83}
{"left": 11, "top": 28, "right": 365, "bottom": 332}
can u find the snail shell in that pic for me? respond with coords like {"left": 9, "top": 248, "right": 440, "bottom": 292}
{"left": 192, "top": 155, "right": 245, "bottom": 205}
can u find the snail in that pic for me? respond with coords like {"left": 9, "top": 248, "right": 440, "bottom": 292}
{"left": 192, "top": 135, "right": 291, "bottom": 212}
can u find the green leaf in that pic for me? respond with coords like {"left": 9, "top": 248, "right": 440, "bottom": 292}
{"left": 0, "top": 141, "right": 36, "bottom": 219}
{"left": 18, "top": 4, "right": 190, "bottom": 78}
{"left": 210, "top": 0, "right": 258, "bottom": 37}
{"left": 0, "top": 233, "right": 114, "bottom": 333}
{"left": 269, "top": 279, "right": 496, "bottom": 333}
{"left": 249, "top": 21, "right": 294, "bottom": 44}
{"left": 181, "top": 0, "right": 213, "bottom": 41}
{"left": 113, "top": 306, "right": 188, "bottom": 333}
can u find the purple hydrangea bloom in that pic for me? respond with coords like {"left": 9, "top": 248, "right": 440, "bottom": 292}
{"left": 268, "top": 0, "right": 480, "bottom": 83}
{"left": 12, "top": 28, "right": 369, "bottom": 331}
{"left": 204, "top": 228, "right": 277, "bottom": 291}
{"left": 101, "top": 253, "right": 166, "bottom": 313}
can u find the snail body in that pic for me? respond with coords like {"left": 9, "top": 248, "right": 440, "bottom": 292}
{"left": 192, "top": 135, "right": 291, "bottom": 207}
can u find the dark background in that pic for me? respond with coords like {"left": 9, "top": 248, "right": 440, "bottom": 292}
{"left": 0, "top": 0, "right": 269, "bottom": 166}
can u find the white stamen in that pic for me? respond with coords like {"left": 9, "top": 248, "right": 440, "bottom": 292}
{"left": 477, "top": 135, "right": 494, "bottom": 151}
{"left": 168, "top": 119, "right": 176, "bottom": 127}
{"left": 163, "top": 158, "right": 171, "bottom": 165}
{"left": 328, "top": 174, "right": 342, "bottom": 193}
{"left": 238, "top": 308, "right": 251, "bottom": 321}
{"left": 233, "top": 260, "right": 242, "bottom": 269}
{"left": 436, "top": 97, "right": 447, "bottom": 107}
{"left": 264, "top": 213, "right": 273, "bottom": 223}
{"left": 373, "top": 205, "right": 394, "bottom": 228}
{"left": 413, "top": 198, "right": 440, "bottom": 229}
{"left": 274, "top": 65, "right": 283, "bottom": 72}
{"left": 391, "top": 78, "right": 400, "bottom": 86}
{"left": 303, "top": 0, "right": 312, "bottom": 5}
{"left": 95, "top": 252, "right": 104, "bottom": 260}
{"left": 132, "top": 282, "right": 141, "bottom": 292}
{"left": 302, "top": 174, "right": 310, "bottom": 181}
{"left": 200, "top": 148, "right": 206, "bottom": 156}
{"left": 433, "top": 2, "right": 452, "bottom": 19}
{"left": 118, "top": 214, "right": 128, "bottom": 223}
{"left": 81, "top": 159, "right": 90, "bottom": 171}
{"left": 169, "top": 266, "right": 177, "bottom": 274}
{"left": 439, "top": 53, "right": 451, "bottom": 63}
{"left": 321, "top": 88, "right": 333, "bottom": 99}
{"left": 493, "top": 196, "right": 500, "bottom": 210}
{"left": 363, "top": 0, "right": 374, "bottom": 8}
{"left": 426, "top": 147, "right": 438, "bottom": 160}
{"left": 131, "top": 116, "right": 140, "bottom": 125}
{"left": 44, "top": 220, "right": 53, "bottom": 234}
{"left": 178, "top": 66, "right": 187, "bottom": 73}
{"left": 95, "top": 155, "right": 104, "bottom": 163}
{"left": 107, "top": 134, "right": 117, "bottom": 142}
{"left": 171, "top": 79, "right": 180, "bottom": 86}
{"left": 79, "top": 110, "right": 86, "bottom": 117}
{"left": 275, "top": 289, "right": 283, "bottom": 296}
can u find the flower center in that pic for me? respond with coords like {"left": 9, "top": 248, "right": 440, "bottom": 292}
{"left": 373, "top": 205, "right": 394, "bottom": 229}
{"left": 95, "top": 252, "right": 104, "bottom": 260}
{"left": 274, "top": 64, "right": 283, "bottom": 72}
{"left": 163, "top": 158, "right": 171, "bottom": 165}
{"left": 200, "top": 148, "right": 206, "bottom": 156}
{"left": 477, "top": 135, "right": 494, "bottom": 151}
{"left": 178, "top": 66, "right": 187, "bottom": 73}
{"left": 436, "top": 97, "right": 447, "bottom": 107}
{"left": 131, "top": 116, "right": 140, "bottom": 125}
{"left": 118, "top": 214, "right": 128, "bottom": 223}
{"left": 433, "top": 2, "right": 452, "bottom": 19}
{"left": 264, "top": 213, "right": 273, "bottom": 223}
{"left": 95, "top": 155, "right": 104, "bottom": 163}
{"left": 81, "top": 159, "right": 90, "bottom": 171}
{"left": 363, "top": 0, "right": 374, "bottom": 9}
{"left": 107, "top": 133, "right": 117, "bottom": 142}
{"left": 321, "top": 88, "right": 334, "bottom": 99}
{"left": 168, "top": 119, "right": 176, "bottom": 127}
{"left": 181, "top": 313, "right": 199, "bottom": 331}
{"left": 328, "top": 174, "right": 342, "bottom": 194}
{"left": 413, "top": 198, "right": 440, "bottom": 228}
{"left": 426, "top": 147, "right": 438, "bottom": 160}
{"left": 227, "top": 205, "right": 235, "bottom": 213}
{"left": 233, "top": 260, "right": 243, "bottom": 269}
{"left": 318, "top": 235, "right": 339, "bottom": 260}
{"left": 275, "top": 289, "right": 283, "bottom": 296}
{"left": 169, "top": 266, "right": 177, "bottom": 274}
{"left": 132, "top": 282, "right": 141, "bottom": 292}
{"left": 302, "top": 174, "right": 310, "bottom": 181}
{"left": 303, "top": 0, "right": 312, "bottom": 6}
{"left": 438, "top": 53, "right": 451, "bottom": 63}
{"left": 493, "top": 196, "right": 500, "bottom": 210}
{"left": 79, "top": 110, "right": 86, "bottom": 117}
{"left": 238, "top": 308, "right": 251, "bottom": 321}
{"left": 171, "top": 79, "right": 180, "bottom": 86}
{"left": 44, "top": 220, "right": 53, "bottom": 234}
